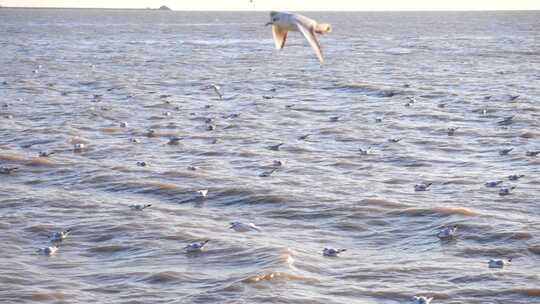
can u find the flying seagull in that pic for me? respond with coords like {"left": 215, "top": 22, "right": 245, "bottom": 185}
{"left": 266, "top": 11, "right": 332, "bottom": 64}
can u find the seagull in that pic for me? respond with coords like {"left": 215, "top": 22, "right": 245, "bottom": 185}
{"left": 259, "top": 168, "right": 277, "bottom": 177}
{"left": 414, "top": 183, "right": 432, "bottom": 192}
{"left": 129, "top": 204, "right": 152, "bottom": 211}
{"left": 146, "top": 129, "right": 156, "bottom": 137}
{"left": 437, "top": 226, "right": 457, "bottom": 239}
{"left": 447, "top": 127, "right": 458, "bottom": 136}
{"left": 508, "top": 174, "right": 524, "bottom": 181}
{"left": 184, "top": 240, "right": 209, "bottom": 253}
{"left": 37, "top": 245, "right": 58, "bottom": 256}
{"left": 50, "top": 229, "right": 72, "bottom": 243}
{"left": 268, "top": 143, "right": 284, "bottom": 151}
{"left": 329, "top": 116, "right": 341, "bottom": 122}
{"left": 499, "top": 148, "right": 513, "bottom": 155}
{"left": 136, "top": 161, "right": 147, "bottom": 167}
{"left": 211, "top": 84, "right": 222, "bottom": 100}
{"left": 526, "top": 151, "right": 540, "bottom": 157}
{"left": 187, "top": 165, "right": 198, "bottom": 171}
{"left": 359, "top": 147, "right": 372, "bottom": 155}
{"left": 272, "top": 160, "right": 284, "bottom": 167}
{"left": 119, "top": 122, "right": 128, "bottom": 128}
{"left": 38, "top": 151, "right": 55, "bottom": 157}
{"left": 323, "top": 247, "right": 346, "bottom": 257}
{"left": 129, "top": 138, "right": 140, "bottom": 143}
{"left": 0, "top": 167, "right": 19, "bottom": 174}
{"left": 413, "top": 296, "right": 434, "bottom": 304}
{"left": 197, "top": 189, "right": 208, "bottom": 199}
{"left": 407, "top": 96, "right": 417, "bottom": 103}
{"left": 266, "top": 11, "right": 332, "bottom": 64}
{"left": 485, "top": 180, "right": 503, "bottom": 188}
{"left": 388, "top": 138, "right": 402, "bottom": 143}
{"left": 298, "top": 134, "right": 310, "bottom": 140}
{"left": 499, "top": 186, "right": 515, "bottom": 196}
{"left": 168, "top": 137, "right": 182, "bottom": 145}
{"left": 488, "top": 258, "right": 511, "bottom": 268}
{"left": 229, "top": 221, "right": 261, "bottom": 232}
{"left": 73, "top": 143, "right": 85, "bottom": 152}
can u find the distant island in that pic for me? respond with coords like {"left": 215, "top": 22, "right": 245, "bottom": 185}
{"left": 158, "top": 5, "right": 172, "bottom": 11}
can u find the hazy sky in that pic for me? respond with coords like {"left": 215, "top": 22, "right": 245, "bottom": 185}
{"left": 2, "top": 0, "right": 539, "bottom": 11}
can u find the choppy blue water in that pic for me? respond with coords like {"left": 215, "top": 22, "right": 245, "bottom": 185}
{"left": 1, "top": 8, "right": 539, "bottom": 304}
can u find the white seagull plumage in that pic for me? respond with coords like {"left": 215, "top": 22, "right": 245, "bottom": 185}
{"left": 129, "top": 204, "right": 152, "bottom": 211}
{"left": 229, "top": 221, "right": 261, "bottom": 232}
{"left": 37, "top": 245, "right": 58, "bottom": 256}
{"left": 488, "top": 258, "right": 512, "bottom": 268}
{"left": 413, "top": 296, "right": 434, "bottom": 304}
{"left": 437, "top": 226, "right": 457, "bottom": 239}
{"left": 323, "top": 247, "right": 346, "bottom": 257}
{"left": 266, "top": 11, "right": 332, "bottom": 64}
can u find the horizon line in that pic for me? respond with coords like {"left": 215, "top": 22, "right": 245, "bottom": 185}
{"left": 1, "top": 6, "right": 539, "bottom": 12}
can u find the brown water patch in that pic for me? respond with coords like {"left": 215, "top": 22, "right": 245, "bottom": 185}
{"left": 360, "top": 198, "right": 408, "bottom": 209}
{"left": 27, "top": 158, "right": 54, "bottom": 166}
{"left": 520, "top": 132, "right": 539, "bottom": 139}
{"left": 516, "top": 289, "right": 540, "bottom": 297}
{"left": 0, "top": 152, "right": 24, "bottom": 161}
{"left": 145, "top": 181, "right": 179, "bottom": 191}
{"left": 101, "top": 128, "right": 120, "bottom": 133}
{"left": 528, "top": 245, "right": 540, "bottom": 255}
{"left": 395, "top": 207, "right": 478, "bottom": 217}
{"left": 29, "top": 292, "right": 67, "bottom": 301}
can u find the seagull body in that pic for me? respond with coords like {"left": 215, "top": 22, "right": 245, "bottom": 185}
{"left": 499, "top": 186, "right": 515, "bottom": 196}
{"left": 414, "top": 183, "right": 432, "bottom": 192}
{"left": 168, "top": 137, "right": 182, "bottom": 145}
{"left": 50, "top": 229, "right": 72, "bottom": 243}
{"left": 211, "top": 84, "right": 222, "bottom": 100}
{"left": 526, "top": 151, "right": 540, "bottom": 157}
{"left": 73, "top": 143, "right": 85, "bottom": 152}
{"left": 272, "top": 160, "right": 284, "bottom": 167}
{"left": 447, "top": 127, "right": 458, "bottom": 136}
{"left": 359, "top": 147, "right": 372, "bottom": 155}
{"left": 485, "top": 180, "right": 503, "bottom": 188}
{"left": 508, "top": 174, "right": 524, "bottom": 181}
{"left": 489, "top": 258, "right": 511, "bottom": 268}
{"left": 197, "top": 189, "right": 208, "bottom": 199}
{"left": 229, "top": 221, "right": 261, "bottom": 232}
{"left": 129, "top": 138, "right": 140, "bottom": 143}
{"left": 437, "top": 226, "right": 457, "bottom": 239}
{"left": 120, "top": 122, "right": 128, "bottom": 128}
{"left": 38, "top": 245, "right": 58, "bottom": 256}
{"left": 39, "top": 151, "right": 55, "bottom": 157}
{"left": 266, "top": 11, "right": 332, "bottom": 64}
{"left": 129, "top": 204, "right": 152, "bottom": 211}
{"left": 413, "top": 296, "right": 433, "bottom": 304}
{"left": 323, "top": 247, "right": 346, "bottom": 257}
{"left": 268, "top": 143, "right": 284, "bottom": 151}
{"left": 136, "top": 161, "right": 147, "bottom": 167}
{"left": 184, "top": 240, "right": 209, "bottom": 253}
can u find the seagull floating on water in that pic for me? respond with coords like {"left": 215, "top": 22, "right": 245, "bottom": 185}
{"left": 268, "top": 143, "right": 284, "bottom": 151}
{"left": 488, "top": 258, "right": 511, "bottom": 268}
{"left": 39, "top": 151, "right": 55, "bottom": 157}
{"left": 359, "top": 147, "right": 372, "bottom": 155}
{"left": 184, "top": 240, "right": 209, "bottom": 253}
{"left": 323, "top": 247, "right": 346, "bottom": 257}
{"left": 129, "top": 138, "right": 140, "bottom": 143}
{"left": 168, "top": 137, "right": 182, "bottom": 145}
{"left": 447, "top": 127, "right": 458, "bottom": 136}
{"left": 526, "top": 151, "right": 540, "bottom": 157}
{"left": 197, "top": 189, "right": 208, "bottom": 199}
{"left": 437, "top": 225, "right": 457, "bottom": 239}
{"left": 413, "top": 296, "right": 433, "bottom": 304}
{"left": 136, "top": 161, "right": 147, "bottom": 167}
{"left": 119, "top": 122, "right": 128, "bottom": 128}
{"left": 498, "top": 186, "right": 515, "bottom": 196}
{"left": 266, "top": 11, "right": 332, "bottom": 64}
{"left": 210, "top": 84, "right": 222, "bottom": 100}
{"left": 272, "top": 160, "right": 284, "bottom": 167}
{"left": 73, "top": 143, "right": 85, "bottom": 152}
{"left": 129, "top": 204, "right": 152, "bottom": 211}
{"left": 229, "top": 221, "right": 261, "bottom": 232}
{"left": 50, "top": 229, "right": 72, "bottom": 243}
{"left": 485, "top": 180, "right": 503, "bottom": 188}
{"left": 37, "top": 245, "right": 58, "bottom": 256}
{"left": 508, "top": 174, "right": 524, "bottom": 181}
{"left": 414, "top": 183, "right": 432, "bottom": 192}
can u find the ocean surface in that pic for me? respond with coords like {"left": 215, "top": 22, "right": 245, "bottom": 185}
{"left": 1, "top": 8, "right": 539, "bottom": 304}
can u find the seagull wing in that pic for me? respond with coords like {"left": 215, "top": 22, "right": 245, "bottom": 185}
{"left": 272, "top": 25, "right": 288, "bottom": 49}
{"left": 295, "top": 21, "right": 324, "bottom": 63}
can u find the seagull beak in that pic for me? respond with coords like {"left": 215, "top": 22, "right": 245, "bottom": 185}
{"left": 265, "top": 22, "right": 273, "bottom": 26}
